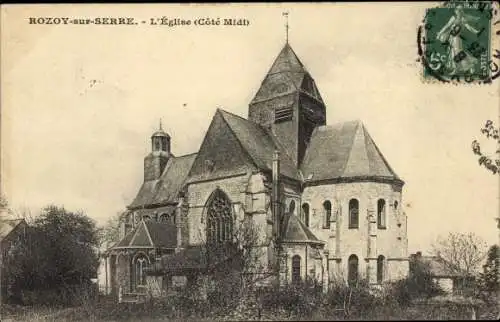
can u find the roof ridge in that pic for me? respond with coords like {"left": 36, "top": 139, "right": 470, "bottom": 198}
{"left": 217, "top": 108, "right": 253, "bottom": 123}
{"left": 159, "top": 156, "right": 176, "bottom": 178}
{"left": 322, "top": 119, "right": 363, "bottom": 129}
{"left": 129, "top": 220, "right": 146, "bottom": 247}
{"left": 268, "top": 131, "right": 297, "bottom": 170}
{"left": 302, "top": 124, "right": 325, "bottom": 166}
{"left": 263, "top": 43, "right": 307, "bottom": 78}
{"left": 283, "top": 214, "right": 321, "bottom": 243}
{"left": 361, "top": 123, "right": 401, "bottom": 180}
{"left": 143, "top": 220, "right": 155, "bottom": 246}
{"left": 283, "top": 43, "right": 306, "bottom": 69}
{"left": 217, "top": 109, "right": 261, "bottom": 171}
{"left": 173, "top": 152, "right": 198, "bottom": 159}
{"left": 340, "top": 121, "right": 362, "bottom": 176}
{"left": 0, "top": 218, "right": 24, "bottom": 222}
{"left": 296, "top": 217, "right": 320, "bottom": 241}
{"left": 362, "top": 123, "right": 373, "bottom": 176}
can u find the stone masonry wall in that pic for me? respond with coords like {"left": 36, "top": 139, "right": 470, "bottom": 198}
{"left": 301, "top": 181, "right": 408, "bottom": 282}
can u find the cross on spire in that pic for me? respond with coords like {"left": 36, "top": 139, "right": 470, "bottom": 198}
{"left": 159, "top": 118, "right": 163, "bottom": 131}
{"left": 282, "top": 11, "right": 289, "bottom": 44}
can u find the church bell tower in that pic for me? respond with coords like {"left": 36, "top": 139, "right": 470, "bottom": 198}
{"left": 144, "top": 120, "right": 170, "bottom": 181}
{"left": 248, "top": 30, "right": 326, "bottom": 167}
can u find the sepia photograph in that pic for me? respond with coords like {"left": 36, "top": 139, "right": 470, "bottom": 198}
{"left": 1, "top": 2, "right": 499, "bottom": 321}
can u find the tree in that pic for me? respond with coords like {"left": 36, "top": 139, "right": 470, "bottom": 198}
{"left": 177, "top": 213, "right": 270, "bottom": 316}
{"left": 472, "top": 120, "right": 500, "bottom": 175}
{"left": 4, "top": 205, "right": 100, "bottom": 305}
{"left": 432, "top": 232, "right": 488, "bottom": 276}
{"left": 478, "top": 244, "right": 499, "bottom": 296}
{"left": 98, "top": 211, "right": 122, "bottom": 250}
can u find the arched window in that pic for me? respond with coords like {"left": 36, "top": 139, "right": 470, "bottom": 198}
{"left": 394, "top": 201, "right": 398, "bottom": 210}
{"left": 292, "top": 255, "right": 301, "bottom": 283}
{"left": 377, "top": 199, "right": 386, "bottom": 229}
{"left": 323, "top": 201, "right": 332, "bottom": 229}
{"left": 348, "top": 199, "right": 359, "bottom": 229}
{"left": 377, "top": 255, "right": 385, "bottom": 283}
{"left": 206, "top": 189, "right": 233, "bottom": 247}
{"left": 301, "top": 203, "right": 310, "bottom": 227}
{"left": 289, "top": 200, "right": 296, "bottom": 215}
{"left": 348, "top": 254, "right": 359, "bottom": 286}
{"left": 133, "top": 254, "right": 149, "bottom": 290}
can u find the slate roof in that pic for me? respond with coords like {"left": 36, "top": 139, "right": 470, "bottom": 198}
{"left": 301, "top": 120, "right": 402, "bottom": 183}
{"left": 128, "top": 43, "right": 401, "bottom": 212}
{"left": 146, "top": 244, "right": 241, "bottom": 275}
{"left": 218, "top": 109, "right": 300, "bottom": 180}
{"left": 0, "top": 219, "right": 25, "bottom": 242}
{"left": 129, "top": 153, "right": 197, "bottom": 209}
{"left": 113, "top": 219, "right": 177, "bottom": 249}
{"left": 251, "top": 43, "right": 324, "bottom": 104}
{"left": 281, "top": 214, "right": 323, "bottom": 244}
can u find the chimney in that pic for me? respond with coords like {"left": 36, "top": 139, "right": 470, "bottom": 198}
{"left": 272, "top": 150, "right": 281, "bottom": 240}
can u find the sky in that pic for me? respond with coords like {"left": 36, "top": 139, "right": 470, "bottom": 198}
{"left": 1, "top": 3, "right": 499, "bottom": 254}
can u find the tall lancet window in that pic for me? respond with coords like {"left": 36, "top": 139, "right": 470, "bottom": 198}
{"left": 292, "top": 255, "right": 301, "bottom": 283}
{"left": 377, "top": 199, "right": 386, "bottom": 229}
{"left": 301, "top": 203, "right": 310, "bottom": 227}
{"left": 206, "top": 189, "right": 233, "bottom": 247}
{"left": 349, "top": 199, "right": 359, "bottom": 229}
{"left": 323, "top": 200, "right": 332, "bottom": 229}
{"left": 289, "top": 200, "right": 295, "bottom": 215}
{"left": 348, "top": 254, "right": 359, "bottom": 286}
{"left": 133, "top": 254, "right": 149, "bottom": 290}
{"left": 377, "top": 255, "right": 385, "bottom": 283}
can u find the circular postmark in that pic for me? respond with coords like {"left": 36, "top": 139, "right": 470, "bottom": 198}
{"left": 417, "top": 1, "right": 500, "bottom": 84}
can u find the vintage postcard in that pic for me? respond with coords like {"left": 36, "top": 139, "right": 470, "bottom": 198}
{"left": 1, "top": 2, "right": 499, "bottom": 321}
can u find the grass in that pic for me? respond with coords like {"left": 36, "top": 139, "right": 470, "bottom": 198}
{"left": 1, "top": 294, "right": 498, "bottom": 321}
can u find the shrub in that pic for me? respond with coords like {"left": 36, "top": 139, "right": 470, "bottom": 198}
{"left": 389, "top": 260, "right": 445, "bottom": 306}
{"left": 260, "top": 279, "right": 323, "bottom": 318}
{"left": 322, "top": 278, "right": 384, "bottom": 318}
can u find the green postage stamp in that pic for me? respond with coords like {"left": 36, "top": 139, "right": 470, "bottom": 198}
{"left": 419, "top": 1, "right": 500, "bottom": 83}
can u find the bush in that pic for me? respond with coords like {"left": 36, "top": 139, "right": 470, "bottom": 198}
{"left": 389, "top": 260, "right": 445, "bottom": 306}
{"left": 322, "top": 278, "right": 386, "bottom": 318}
{"left": 260, "top": 279, "right": 323, "bottom": 318}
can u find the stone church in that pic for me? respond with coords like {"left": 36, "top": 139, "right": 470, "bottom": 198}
{"left": 102, "top": 40, "right": 409, "bottom": 297}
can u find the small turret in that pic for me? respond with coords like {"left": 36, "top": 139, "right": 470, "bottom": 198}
{"left": 144, "top": 120, "right": 170, "bottom": 181}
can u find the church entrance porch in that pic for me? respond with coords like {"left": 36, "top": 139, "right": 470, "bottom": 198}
{"left": 103, "top": 249, "right": 153, "bottom": 302}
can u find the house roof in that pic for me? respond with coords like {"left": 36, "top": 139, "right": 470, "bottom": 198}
{"left": 129, "top": 153, "right": 197, "bottom": 209}
{"left": 281, "top": 214, "right": 323, "bottom": 244}
{"left": 301, "top": 120, "right": 402, "bottom": 183}
{"left": 416, "top": 255, "right": 467, "bottom": 278}
{"left": 0, "top": 219, "right": 25, "bottom": 242}
{"left": 218, "top": 109, "right": 300, "bottom": 180}
{"left": 113, "top": 219, "right": 177, "bottom": 249}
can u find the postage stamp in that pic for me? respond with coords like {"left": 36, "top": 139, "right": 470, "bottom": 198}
{"left": 1, "top": 3, "right": 500, "bottom": 321}
{"left": 418, "top": 1, "right": 500, "bottom": 83}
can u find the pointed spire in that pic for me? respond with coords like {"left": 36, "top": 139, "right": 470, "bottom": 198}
{"left": 152, "top": 117, "right": 170, "bottom": 138}
{"left": 282, "top": 11, "right": 289, "bottom": 44}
